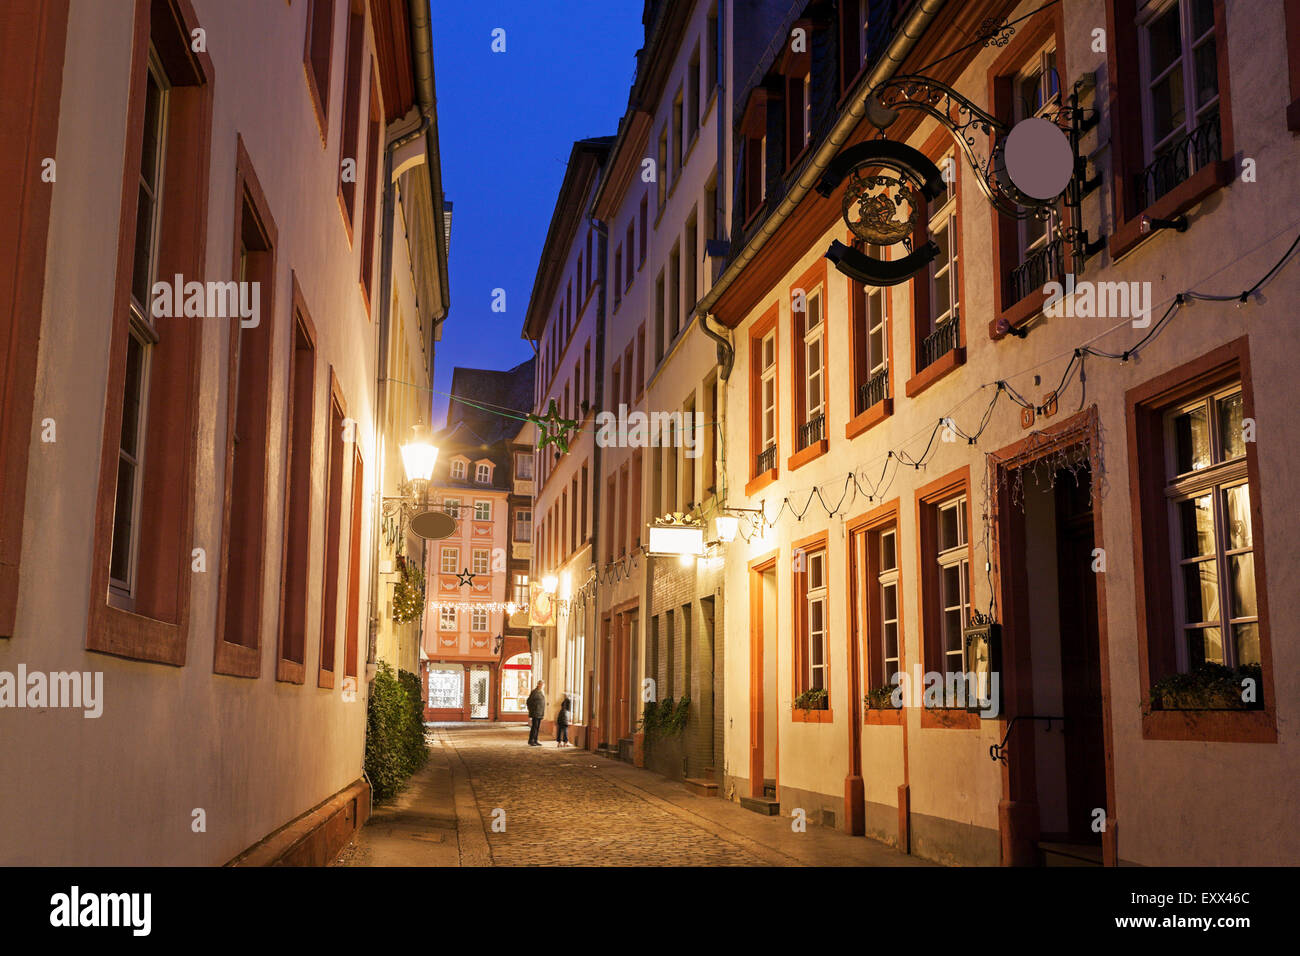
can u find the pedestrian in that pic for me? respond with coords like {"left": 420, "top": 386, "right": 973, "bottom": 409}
{"left": 555, "top": 695, "right": 571, "bottom": 747}
{"left": 526, "top": 680, "right": 546, "bottom": 746}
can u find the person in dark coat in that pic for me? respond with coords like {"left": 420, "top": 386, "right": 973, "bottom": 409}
{"left": 555, "top": 695, "right": 571, "bottom": 747}
{"left": 526, "top": 680, "right": 546, "bottom": 746}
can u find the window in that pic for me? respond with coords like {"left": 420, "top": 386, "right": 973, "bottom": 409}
{"left": 472, "top": 548, "right": 490, "bottom": 575}
{"left": 337, "top": 4, "right": 365, "bottom": 233}
{"left": 1165, "top": 386, "right": 1257, "bottom": 670}
{"left": 625, "top": 222, "right": 634, "bottom": 288}
{"left": 441, "top": 546, "right": 459, "bottom": 574}
{"left": 109, "top": 50, "right": 168, "bottom": 605}
{"left": 638, "top": 195, "right": 648, "bottom": 266}
{"left": 936, "top": 495, "right": 970, "bottom": 677}
{"left": 798, "top": 285, "right": 825, "bottom": 450}
{"left": 566, "top": 626, "right": 586, "bottom": 724}
{"left": 319, "top": 380, "right": 348, "bottom": 687}
{"left": 758, "top": 329, "right": 776, "bottom": 471}
{"left": 673, "top": 88, "right": 683, "bottom": 176}
{"left": 443, "top": 497, "right": 461, "bottom": 518}
{"left": 451, "top": 459, "right": 467, "bottom": 480}
{"left": 657, "top": 127, "right": 668, "bottom": 209}
{"left": 515, "top": 452, "right": 533, "bottom": 480}
{"left": 840, "top": 0, "right": 870, "bottom": 90}
{"left": 1013, "top": 46, "right": 1062, "bottom": 304}
{"left": 654, "top": 271, "right": 666, "bottom": 363}
{"left": 429, "top": 667, "right": 463, "bottom": 708}
{"left": 1138, "top": 0, "right": 1219, "bottom": 206}
{"left": 706, "top": 4, "right": 719, "bottom": 94}
{"left": 669, "top": 243, "right": 681, "bottom": 341}
{"left": 613, "top": 246, "right": 623, "bottom": 309}
{"left": 796, "top": 546, "right": 829, "bottom": 696}
{"left": 515, "top": 509, "right": 532, "bottom": 542}
{"left": 684, "top": 209, "right": 698, "bottom": 317}
{"left": 358, "top": 67, "right": 381, "bottom": 308}
{"left": 439, "top": 607, "right": 457, "bottom": 631}
{"left": 87, "top": 0, "right": 211, "bottom": 665}
{"left": 475, "top": 462, "right": 491, "bottom": 484}
{"left": 687, "top": 47, "right": 700, "bottom": 143}
{"left": 878, "top": 530, "right": 900, "bottom": 680}
{"left": 851, "top": 246, "right": 890, "bottom": 416}
{"left": 343, "top": 448, "right": 364, "bottom": 680}
{"left": 635, "top": 324, "right": 645, "bottom": 395}
{"left": 513, "top": 573, "right": 529, "bottom": 606}
{"left": 303, "top": 0, "right": 334, "bottom": 136}
{"left": 925, "top": 152, "right": 959, "bottom": 362}
{"left": 278, "top": 297, "right": 316, "bottom": 681}
{"left": 471, "top": 606, "right": 489, "bottom": 632}
{"left": 474, "top": 500, "right": 492, "bottom": 521}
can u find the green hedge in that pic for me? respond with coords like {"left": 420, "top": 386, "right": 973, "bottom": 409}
{"left": 365, "top": 662, "right": 429, "bottom": 803}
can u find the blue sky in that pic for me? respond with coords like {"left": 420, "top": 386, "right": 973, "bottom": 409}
{"left": 428, "top": 1, "right": 645, "bottom": 425}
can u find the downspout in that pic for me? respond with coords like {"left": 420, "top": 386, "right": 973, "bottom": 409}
{"left": 693, "top": 0, "right": 947, "bottom": 337}
{"left": 700, "top": 0, "right": 733, "bottom": 381}
{"left": 589, "top": 214, "right": 608, "bottom": 739}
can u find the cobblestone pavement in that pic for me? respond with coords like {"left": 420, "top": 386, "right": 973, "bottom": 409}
{"left": 441, "top": 722, "right": 931, "bottom": 868}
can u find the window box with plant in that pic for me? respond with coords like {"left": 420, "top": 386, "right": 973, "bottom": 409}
{"left": 794, "top": 687, "right": 828, "bottom": 712}
{"left": 1148, "top": 661, "right": 1263, "bottom": 712}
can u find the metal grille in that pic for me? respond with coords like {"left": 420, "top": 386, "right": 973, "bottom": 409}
{"left": 798, "top": 412, "right": 825, "bottom": 451}
{"left": 1009, "top": 236, "right": 1064, "bottom": 306}
{"left": 919, "top": 317, "right": 959, "bottom": 371}
{"left": 857, "top": 366, "right": 889, "bottom": 414}
{"left": 756, "top": 444, "right": 777, "bottom": 475}
{"left": 1137, "top": 111, "right": 1220, "bottom": 210}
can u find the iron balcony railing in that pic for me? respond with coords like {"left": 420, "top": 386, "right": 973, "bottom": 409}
{"left": 1137, "top": 111, "right": 1221, "bottom": 210}
{"left": 919, "top": 316, "right": 959, "bottom": 371}
{"left": 756, "top": 444, "right": 777, "bottom": 475}
{"left": 857, "top": 365, "right": 890, "bottom": 414}
{"left": 1009, "top": 235, "right": 1065, "bottom": 306}
{"left": 798, "top": 412, "right": 825, "bottom": 451}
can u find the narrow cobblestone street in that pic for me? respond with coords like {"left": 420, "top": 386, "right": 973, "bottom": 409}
{"left": 335, "top": 723, "right": 932, "bottom": 867}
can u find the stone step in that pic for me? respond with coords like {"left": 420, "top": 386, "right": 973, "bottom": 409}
{"left": 740, "top": 796, "right": 780, "bottom": 816}
{"left": 684, "top": 777, "right": 718, "bottom": 797}
{"left": 1039, "top": 841, "right": 1104, "bottom": 866}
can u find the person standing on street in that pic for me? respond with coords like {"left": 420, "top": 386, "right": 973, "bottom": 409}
{"left": 526, "top": 680, "right": 546, "bottom": 746}
{"left": 555, "top": 695, "right": 571, "bottom": 747}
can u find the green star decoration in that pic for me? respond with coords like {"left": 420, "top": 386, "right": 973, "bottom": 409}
{"left": 529, "top": 399, "right": 579, "bottom": 456}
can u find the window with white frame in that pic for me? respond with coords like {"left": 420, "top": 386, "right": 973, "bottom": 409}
{"left": 515, "top": 508, "right": 531, "bottom": 542}
{"left": 1165, "top": 384, "right": 1258, "bottom": 670}
{"left": 1014, "top": 44, "right": 1061, "bottom": 268}
{"left": 475, "top": 462, "right": 491, "bottom": 484}
{"left": 472, "top": 548, "right": 490, "bottom": 575}
{"left": 879, "top": 529, "right": 900, "bottom": 680}
{"left": 513, "top": 573, "right": 529, "bottom": 606}
{"left": 470, "top": 606, "right": 489, "bottom": 632}
{"left": 804, "top": 550, "right": 828, "bottom": 693}
{"left": 439, "top": 607, "right": 457, "bottom": 631}
{"left": 474, "top": 500, "right": 491, "bottom": 521}
{"left": 109, "top": 50, "right": 169, "bottom": 602}
{"left": 566, "top": 626, "right": 586, "bottom": 723}
{"left": 440, "top": 546, "right": 459, "bottom": 574}
{"left": 443, "top": 497, "right": 461, "bottom": 518}
{"left": 802, "top": 286, "right": 825, "bottom": 433}
{"left": 515, "top": 452, "right": 533, "bottom": 480}
{"left": 451, "top": 459, "right": 467, "bottom": 480}
{"left": 936, "top": 495, "right": 970, "bottom": 677}
{"left": 760, "top": 329, "right": 776, "bottom": 453}
{"left": 927, "top": 152, "right": 959, "bottom": 335}
{"left": 428, "top": 667, "right": 463, "bottom": 708}
{"left": 1139, "top": 0, "right": 1218, "bottom": 178}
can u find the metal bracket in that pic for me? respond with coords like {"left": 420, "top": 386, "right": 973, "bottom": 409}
{"left": 989, "top": 715, "right": 1065, "bottom": 763}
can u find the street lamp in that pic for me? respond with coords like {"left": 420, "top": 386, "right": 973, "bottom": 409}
{"left": 400, "top": 422, "right": 439, "bottom": 485}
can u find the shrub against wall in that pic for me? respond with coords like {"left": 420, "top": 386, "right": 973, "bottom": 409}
{"left": 365, "top": 662, "right": 429, "bottom": 803}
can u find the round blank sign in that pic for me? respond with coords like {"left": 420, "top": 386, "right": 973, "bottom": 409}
{"left": 410, "top": 510, "right": 458, "bottom": 540}
{"left": 1003, "top": 117, "right": 1073, "bottom": 201}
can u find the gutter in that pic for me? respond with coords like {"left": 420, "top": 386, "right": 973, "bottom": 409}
{"left": 693, "top": 0, "right": 947, "bottom": 348}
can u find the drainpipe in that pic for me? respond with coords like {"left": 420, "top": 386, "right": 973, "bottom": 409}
{"left": 700, "top": 0, "right": 733, "bottom": 381}
{"left": 366, "top": 0, "right": 447, "bottom": 683}
{"left": 693, "top": 0, "right": 947, "bottom": 336}
{"left": 588, "top": 214, "right": 608, "bottom": 739}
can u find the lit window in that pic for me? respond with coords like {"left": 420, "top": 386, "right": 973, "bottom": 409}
{"left": 443, "top": 497, "right": 461, "bottom": 518}
{"left": 802, "top": 550, "right": 828, "bottom": 693}
{"left": 760, "top": 330, "right": 776, "bottom": 453}
{"left": 471, "top": 606, "right": 489, "bottom": 632}
{"left": 441, "top": 547, "right": 458, "bottom": 574}
{"left": 936, "top": 495, "right": 970, "bottom": 676}
{"left": 439, "top": 607, "right": 457, "bottom": 631}
{"left": 879, "top": 530, "right": 900, "bottom": 679}
{"left": 472, "top": 548, "right": 490, "bottom": 575}
{"left": 451, "top": 459, "right": 467, "bottom": 480}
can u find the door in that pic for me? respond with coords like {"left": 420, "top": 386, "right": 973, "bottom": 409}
{"left": 469, "top": 668, "right": 490, "bottom": 719}
{"left": 1055, "top": 472, "right": 1106, "bottom": 843}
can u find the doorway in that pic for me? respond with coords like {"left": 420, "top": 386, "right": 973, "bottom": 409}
{"left": 993, "top": 410, "right": 1114, "bottom": 865}
{"left": 748, "top": 556, "right": 779, "bottom": 801}
{"left": 469, "top": 667, "right": 490, "bottom": 719}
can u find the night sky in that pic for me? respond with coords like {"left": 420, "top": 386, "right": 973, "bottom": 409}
{"left": 428, "top": 1, "right": 645, "bottom": 426}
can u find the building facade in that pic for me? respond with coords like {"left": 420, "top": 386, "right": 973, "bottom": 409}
{"left": 701, "top": 0, "right": 1300, "bottom": 866}
{"left": 420, "top": 360, "right": 535, "bottom": 722}
{"left": 0, "top": 0, "right": 446, "bottom": 865}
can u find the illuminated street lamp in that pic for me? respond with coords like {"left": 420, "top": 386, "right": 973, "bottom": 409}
{"left": 400, "top": 422, "right": 439, "bottom": 484}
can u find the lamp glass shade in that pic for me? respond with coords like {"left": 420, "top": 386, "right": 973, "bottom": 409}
{"left": 714, "top": 516, "right": 739, "bottom": 542}
{"left": 648, "top": 523, "right": 705, "bottom": 557}
{"left": 400, "top": 441, "right": 439, "bottom": 482}
{"left": 541, "top": 574, "right": 559, "bottom": 594}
